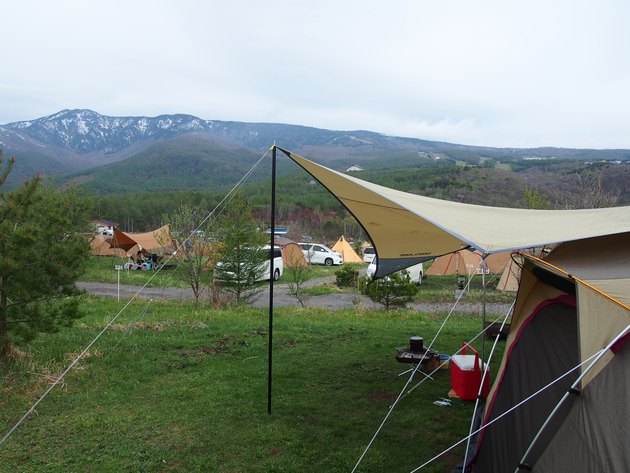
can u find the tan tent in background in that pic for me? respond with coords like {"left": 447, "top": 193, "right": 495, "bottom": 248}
{"left": 90, "top": 233, "right": 129, "bottom": 257}
{"left": 332, "top": 235, "right": 363, "bottom": 263}
{"left": 271, "top": 237, "right": 308, "bottom": 267}
{"left": 496, "top": 254, "right": 522, "bottom": 292}
{"left": 426, "top": 250, "right": 481, "bottom": 276}
{"left": 426, "top": 250, "right": 513, "bottom": 276}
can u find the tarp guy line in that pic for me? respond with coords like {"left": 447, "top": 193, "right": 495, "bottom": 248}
{"left": 91, "top": 298, "right": 154, "bottom": 377}
{"left": 0, "top": 149, "right": 271, "bottom": 448}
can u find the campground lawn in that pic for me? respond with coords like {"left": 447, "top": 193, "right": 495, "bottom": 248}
{"left": 0, "top": 297, "right": 506, "bottom": 472}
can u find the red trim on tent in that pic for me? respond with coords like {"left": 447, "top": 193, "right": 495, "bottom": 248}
{"left": 611, "top": 332, "right": 630, "bottom": 355}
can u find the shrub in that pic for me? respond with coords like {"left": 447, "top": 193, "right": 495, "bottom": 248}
{"left": 335, "top": 265, "right": 359, "bottom": 287}
{"left": 361, "top": 272, "right": 418, "bottom": 310}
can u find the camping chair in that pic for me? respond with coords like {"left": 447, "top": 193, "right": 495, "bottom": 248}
{"left": 151, "top": 254, "right": 164, "bottom": 270}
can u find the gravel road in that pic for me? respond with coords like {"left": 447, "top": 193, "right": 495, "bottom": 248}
{"left": 77, "top": 277, "right": 511, "bottom": 315}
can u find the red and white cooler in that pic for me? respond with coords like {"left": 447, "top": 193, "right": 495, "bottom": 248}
{"left": 450, "top": 343, "right": 490, "bottom": 401}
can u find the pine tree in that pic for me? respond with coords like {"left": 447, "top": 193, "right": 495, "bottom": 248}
{"left": 213, "top": 194, "right": 268, "bottom": 304}
{"left": 0, "top": 153, "right": 94, "bottom": 357}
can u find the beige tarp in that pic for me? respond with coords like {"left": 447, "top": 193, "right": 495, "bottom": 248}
{"left": 123, "top": 225, "right": 170, "bottom": 252}
{"left": 278, "top": 147, "right": 630, "bottom": 278}
{"left": 332, "top": 235, "right": 363, "bottom": 263}
{"left": 91, "top": 233, "right": 130, "bottom": 257}
{"left": 95, "top": 225, "right": 171, "bottom": 257}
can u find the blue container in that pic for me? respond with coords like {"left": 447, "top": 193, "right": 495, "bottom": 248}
{"left": 439, "top": 354, "right": 451, "bottom": 370}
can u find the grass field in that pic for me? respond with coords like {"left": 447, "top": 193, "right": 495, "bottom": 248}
{"left": 0, "top": 297, "right": 507, "bottom": 472}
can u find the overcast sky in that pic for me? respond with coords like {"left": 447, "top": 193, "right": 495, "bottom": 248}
{"left": 2, "top": 0, "right": 629, "bottom": 149}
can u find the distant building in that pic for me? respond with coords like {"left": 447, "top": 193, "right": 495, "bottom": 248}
{"left": 346, "top": 164, "right": 364, "bottom": 172}
{"left": 93, "top": 219, "right": 118, "bottom": 235}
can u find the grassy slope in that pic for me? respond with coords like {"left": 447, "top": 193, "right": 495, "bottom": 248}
{"left": 1, "top": 297, "right": 504, "bottom": 473}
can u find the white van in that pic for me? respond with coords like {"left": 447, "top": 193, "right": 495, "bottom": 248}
{"left": 215, "top": 245, "right": 283, "bottom": 284}
{"left": 366, "top": 258, "right": 423, "bottom": 285}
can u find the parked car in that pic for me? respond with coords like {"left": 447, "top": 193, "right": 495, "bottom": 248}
{"left": 363, "top": 247, "right": 376, "bottom": 264}
{"left": 366, "top": 258, "right": 423, "bottom": 285}
{"left": 298, "top": 243, "right": 343, "bottom": 266}
{"left": 215, "top": 245, "right": 283, "bottom": 284}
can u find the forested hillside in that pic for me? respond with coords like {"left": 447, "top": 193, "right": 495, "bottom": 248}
{"left": 94, "top": 159, "right": 628, "bottom": 248}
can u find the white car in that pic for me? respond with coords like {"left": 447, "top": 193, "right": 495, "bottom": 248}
{"left": 363, "top": 247, "right": 376, "bottom": 264}
{"left": 215, "top": 245, "right": 283, "bottom": 284}
{"left": 298, "top": 243, "right": 343, "bottom": 266}
{"left": 366, "top": 258, "right": 423, "bottom": 285}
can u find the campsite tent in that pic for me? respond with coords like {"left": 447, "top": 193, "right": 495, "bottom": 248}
{"left": 495, "top": 253, "right": 522, "bottom": 292}
{"left": 332, "top": 235, "right": 363, "bottom": 263}
{"left": 426, "top": 250, "right": 512, "bottom": 276}
{"left": 106, "top": 225, "right": 171, "bottom": 254}
{"left": 125, "top": 224, "right": 170, "bottom": 252}
{"left": 270, "top": 237, "right": 308, "bottom": 267}
{"left": 468, "top": 232, "right": 630, "bottom": 472}
{"left": 91, "top": 233, "right": 129, "bottom": 257}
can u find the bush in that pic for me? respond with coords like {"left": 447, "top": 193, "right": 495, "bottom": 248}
{"left": 361, "top": 272, "right": 418, "bottom": 310}
{"left": 335, "top": 265, "right": 359, "bottom": 287}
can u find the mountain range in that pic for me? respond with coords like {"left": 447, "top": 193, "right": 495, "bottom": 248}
{"left": 1, "top": 109, "right": 629, "bottom": 194}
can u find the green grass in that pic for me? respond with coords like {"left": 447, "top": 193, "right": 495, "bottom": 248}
{"left": 0, "top": 298, "right": 505, "bottom": 472}
{"left": 84, "top": 256, "right": 195, "bottom": 288}
{"left": 83, "top": 256, "right": 349, "bottom": 288}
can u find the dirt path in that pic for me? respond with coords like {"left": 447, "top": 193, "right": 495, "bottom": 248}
{"left": 76, "top": 278, "right": 511, "bottom": 315}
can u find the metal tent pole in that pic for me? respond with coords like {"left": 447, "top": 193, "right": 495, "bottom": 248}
{"left": 481, "top": 254, "right": 490, "bottom": 364}
{"left": 268, "top": 145, "right": 277, "bottom": 414}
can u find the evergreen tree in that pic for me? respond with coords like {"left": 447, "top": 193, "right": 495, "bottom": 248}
{"left": 214, "top": 194, "right": 268, "bottom": 304}
{"left": 362, "top": 271, "right": 417, "bottom": 310}
{"left": 0, "top": 154, "right": 94, "bottom": 357}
